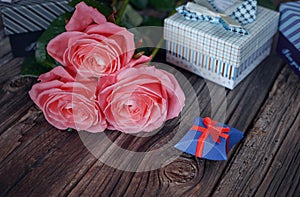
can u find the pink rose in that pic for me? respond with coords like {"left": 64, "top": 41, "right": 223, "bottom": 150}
{"left": 29, "top": 66, "right": 107, "bottom": 132}
{"left": 97, "top": 66, "right": 185, "bottom": 133}
{"left": 47, "top": 2, "right": 150, "bottom": 77}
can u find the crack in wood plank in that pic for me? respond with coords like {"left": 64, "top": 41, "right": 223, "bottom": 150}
{"left": 212, "top": 67, "right": 300, "bottom": 197}
{"left": 0, "top": 53, "right": 286, "bottom": 196}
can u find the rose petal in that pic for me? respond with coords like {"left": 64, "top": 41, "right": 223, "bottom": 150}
{"left": 96, "top": 66, "right": 185, "bottom": 133}
{"left": 47, "top": 32, "right": 84, "bottom": 65}
{"left": 86, "top": 24, "right": 136, "bottom": 65}
{"left": 29, "top": 66, "right": 107, "bottom": 133}
{"left": 38, "top": 66, "right": 75, "bottom": 82}
{"left": 126, "top": 55, "right": 151, "bottom": 68}
{"left": 85, "top": 22, "right": 127, "bottom": 37}
{"left": 65, "top": 2, "right": 106, "bottom": 32}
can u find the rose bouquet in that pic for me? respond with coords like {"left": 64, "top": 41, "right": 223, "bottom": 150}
{"left": 29, "top": 2, "right": 185, "bottom": 133}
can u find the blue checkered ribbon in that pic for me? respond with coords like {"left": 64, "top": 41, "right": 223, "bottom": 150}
{"left": 176, "top": 0, "right": 257, "bottom": 36}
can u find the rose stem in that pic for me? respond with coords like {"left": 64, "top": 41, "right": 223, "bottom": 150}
{"left": 150, "top": 38, "right": 164, "bottom": 62}
{"left": 116, "top": 0, "right": 130, "bottom": 25}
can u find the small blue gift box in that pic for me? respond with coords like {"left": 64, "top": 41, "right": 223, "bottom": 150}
{"left": 175, "top": 117, "right": 243, "bottom": 160}
{"left": 277, "top": 1, "right": 300, "bottom": 77}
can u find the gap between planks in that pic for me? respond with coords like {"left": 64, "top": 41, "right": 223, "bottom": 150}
{"left": 212, "top": 66, "right": 300, "bottom": 197}
{"left": 0, "top": 55, "right": 285, "bottom": 196}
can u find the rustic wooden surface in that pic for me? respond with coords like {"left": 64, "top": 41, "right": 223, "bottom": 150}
{"left": 0, "top": 22, "right": 299, "bottom": 197}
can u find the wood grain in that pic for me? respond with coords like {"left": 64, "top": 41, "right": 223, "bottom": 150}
{"left": 0, "top": 18, "right": 21, "bottom": 85}
{"left": 212, "top": 67, "right": 300, "bottom": 197}
{"left": 0, "top": 35, "right": 11, "bottom": 58}
{"left": 0, "top": 49, "right": 288, "bottom": 197}
{"left": 0, "top": 54, "right": 285, "bottom": 197}
{"left": 0, "top": 55, "right": 22, "bottom": 85}
{"left": 0, "top": 77, "right": 35, "bottom": 138}
{"left": 1, "top": 4, "right": 300, "bottom": 195}
{"left": 0, "top": 29, "right": 296, "bottom": 196}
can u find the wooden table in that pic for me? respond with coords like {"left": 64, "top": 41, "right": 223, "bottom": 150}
{"left": 0, "top": 21, "right": 299, "bottom": 196}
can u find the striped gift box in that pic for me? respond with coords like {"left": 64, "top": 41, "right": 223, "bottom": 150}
{"left": 164, "top": 6, "right": 279, "bottom": 89}
{"left": 0, "top": 0, "right": 73, "bottom": 35}
{"left": 277, "top": 1, "right": 300, "bottom": 77}
{"left": 0, "top": 0, "right": 73, "bottom": 56}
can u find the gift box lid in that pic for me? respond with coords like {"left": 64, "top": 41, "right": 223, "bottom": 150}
{"left": 164, "top": 6, "right": 279, "bottom": 67}
{"left": 279, "top": 1, "right": 300, "bottom": 51}
{"left": 0, "top": 0, "right": 73, "bottom": 35}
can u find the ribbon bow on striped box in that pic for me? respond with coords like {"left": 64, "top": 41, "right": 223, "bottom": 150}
{"left": 176, "top": 0, "right": 257, "bottom": 35}
{"left": 175, "top": 117, "right": 244, "bottom": 160}
{"left": 164, "top": 5, "right": 279, "bottom": 89}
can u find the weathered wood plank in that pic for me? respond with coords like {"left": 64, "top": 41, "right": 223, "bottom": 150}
{"left": 0, "top": 104, "right": 99, "bottom": 196}
{"left": 0, "top": 77, "right": 35, "bottom": 136}
{"left": 0, "top": 52, "right": 13, "bottom": 66}
{"left": 0, "top": 70, "right": 196, "bottom": 196}
{"left": 0, "top": 36, "right": 11, "bottom": 58}
{"left": 0, "top": 17, "right": 14, "bottom": 71}
{"left": 0, "top": 54, "right": 285, "bottom": 196}
{"left": 258, "top": 116, "right": 300, "bottom": 197}
{"left": 0, "top": 56, "right": 23, "bottom": 85}
{"left": 64, "top": 55, "right": 283, "bottom": 196}
{"left": 212, "top": 67, "right": 300, "bottom": 196}
{"left": 0, "top": 16, "right": 22, "bottom": 85}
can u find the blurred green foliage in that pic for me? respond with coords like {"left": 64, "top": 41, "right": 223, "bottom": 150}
{"left": 69, "top": 0, "right": 113, "bottom": 17}
{"left": 35, "top": 13, "right": 72, "bottom": 69}
{"left": 258, "top": 0, "right": 276, "bottom": 9}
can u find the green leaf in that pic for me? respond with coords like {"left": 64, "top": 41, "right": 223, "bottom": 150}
{"left": 121, "top": 4, "right": 143, "bottom": 28}
{"left": 69, "top": 0, "right": 113, "bottom": 18}
{"left": 149, "top": 0, "right": 177, "bottom": 11}
{"left": 35, "top": 13, "right": 72, "bottom": 68}
{"left": 21, "top": 56, "right": 52, "bottom": 76}
{"left": 130, "top": 0, "right": 148, "bottom": 10}
{"left": 258, "top": 0, "right": 276, "bottom": 10}
{"left": 142, "top": 16, "right": 163, "bottom": 26}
